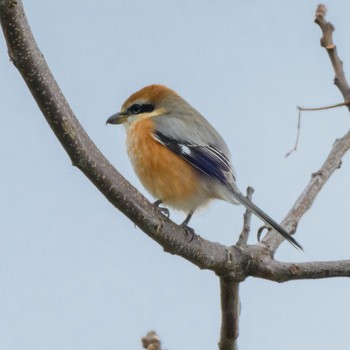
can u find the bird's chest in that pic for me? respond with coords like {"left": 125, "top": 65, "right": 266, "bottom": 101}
{"left": 126, "top": 119, "right": 159, "bottom": 174}
{"left": 126, "top": 119, "right": 172, "bottom": 200}
{"left": 125, "top": 119, "right": 202, "bottom": 208}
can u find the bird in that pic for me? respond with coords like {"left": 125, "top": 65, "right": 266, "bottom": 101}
{"left": 106, "top": 84, "right": 302, "bottom": 250}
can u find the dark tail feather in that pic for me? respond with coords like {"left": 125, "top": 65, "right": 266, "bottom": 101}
{"left": 232, "top": 191, "right": 303, "bottom": 250}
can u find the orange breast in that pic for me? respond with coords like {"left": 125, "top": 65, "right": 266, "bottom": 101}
{"left": 126, "top": 118, "right": 202, "bottom": 211}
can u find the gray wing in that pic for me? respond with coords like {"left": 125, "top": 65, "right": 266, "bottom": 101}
{"left": 153, "top": 111, "right": 236, "bottom": 184}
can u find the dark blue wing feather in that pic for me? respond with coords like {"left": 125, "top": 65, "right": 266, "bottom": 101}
{"left": 153, "top": 131, "right": 234, "bottom": 184}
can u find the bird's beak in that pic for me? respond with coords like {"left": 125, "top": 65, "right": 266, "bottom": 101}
{"left": 106, "top": 112, "right": 128, "bottom": 125}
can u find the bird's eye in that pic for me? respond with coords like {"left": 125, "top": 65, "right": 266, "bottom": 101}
{"left": 129, "top": 104, "right": 142, "bottom": 114}
{"left": 128, "top": 103, "right": 155, "bottom": 115}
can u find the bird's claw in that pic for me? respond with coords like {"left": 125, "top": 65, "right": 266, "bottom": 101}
{"left": 181, "top": 224, "right": 195, "bottom": 242}
{"left": 158, "top": 207, "right": 170, "bottom": 218}
{"left": 153, "top": 200, "right": 170, "bottom": 218}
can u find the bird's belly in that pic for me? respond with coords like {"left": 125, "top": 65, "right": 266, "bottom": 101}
{"left": 126, "top": 119, "right": 210, "bottom": 212}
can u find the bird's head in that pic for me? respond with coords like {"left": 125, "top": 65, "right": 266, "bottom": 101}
{"left": 106, "top": 84, "right": 184, "bottom": 129}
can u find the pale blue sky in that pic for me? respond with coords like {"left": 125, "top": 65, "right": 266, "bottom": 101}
{"left": 1, "top": 1, "right": 350, "bottom": 349}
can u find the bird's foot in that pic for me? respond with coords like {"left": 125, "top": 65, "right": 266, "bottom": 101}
{"left": 153, "top": 200, "right": 170, "bottom": 218}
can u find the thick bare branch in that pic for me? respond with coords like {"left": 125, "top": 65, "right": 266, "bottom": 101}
{"left": 218, "top": 278, "right": 239, "bottom": 350}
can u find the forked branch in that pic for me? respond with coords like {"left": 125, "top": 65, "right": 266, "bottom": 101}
{"left": 264, "top": 5, "right": 350, "bottom": 253}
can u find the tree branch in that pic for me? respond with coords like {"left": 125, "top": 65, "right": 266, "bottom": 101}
{"left": 314, "top": 4, "right": 350, "bottom": 103}
{"left": 263, "top": 5, "right": 350, "bottom": 253}
{"left": 251, "top": 254, "right": 350, "bottom": 282}
{"left": 264, "top": 129, "right": 350, "bottom": 252}
{"left": 218, "top": 277, "right": 239, "bottom": 350}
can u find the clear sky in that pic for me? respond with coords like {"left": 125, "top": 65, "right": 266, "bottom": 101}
{"left": 1, "top": 1, "right": 350, "bottom": 349}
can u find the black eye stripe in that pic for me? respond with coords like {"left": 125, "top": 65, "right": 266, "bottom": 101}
{"left": 128, "top": 103, "right": 155, "bottom": 115}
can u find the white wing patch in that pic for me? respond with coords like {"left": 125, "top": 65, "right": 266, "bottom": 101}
{"left": 180, "top": 145, "right": 191, "bottom": 155}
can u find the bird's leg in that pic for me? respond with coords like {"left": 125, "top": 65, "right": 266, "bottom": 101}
{"left": 153, "top": 199, "right": 170, "bottom": 218}
{"left": 181, "top": 210, "right": 195, "bottom": 242}
{"left": 181, "top": 211, "right": 194, "bottom": 226}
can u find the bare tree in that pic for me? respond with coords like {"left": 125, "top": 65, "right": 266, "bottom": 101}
{"left": 0, "top": 2, "right": 349, "bottom": 349}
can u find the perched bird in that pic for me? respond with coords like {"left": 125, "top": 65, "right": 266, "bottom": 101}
{"left": 107, "top": 84, "right": 302, "bottom": 249}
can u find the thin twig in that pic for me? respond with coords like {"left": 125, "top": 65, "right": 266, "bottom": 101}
{"left": 285, "top": 108, "right": 302, "bottom": 157}
{"left": 314, "top": 4, "right": 350, "bottom": 103}
{"left": 218, "top": 277, "right": 240, "bottom": 350}
{"left": 287, "top": 5, "right": 350, "bottom": 158}
{"left": 297, "top": 100, "right": 350, "bottom": 112}
{"left": 236, "top": 187, "right": 254, "bottom": 246}
{"left": 286, "top": 101, "right": 350, "bottom": 158}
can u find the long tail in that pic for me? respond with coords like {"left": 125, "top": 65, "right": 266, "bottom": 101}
{"left": 231, "top": 190, "right": 303, "bottom": 250}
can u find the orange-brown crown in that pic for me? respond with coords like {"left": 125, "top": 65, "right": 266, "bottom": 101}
{"left": 121, "top": 84, "right": 179, "bottom": 110}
